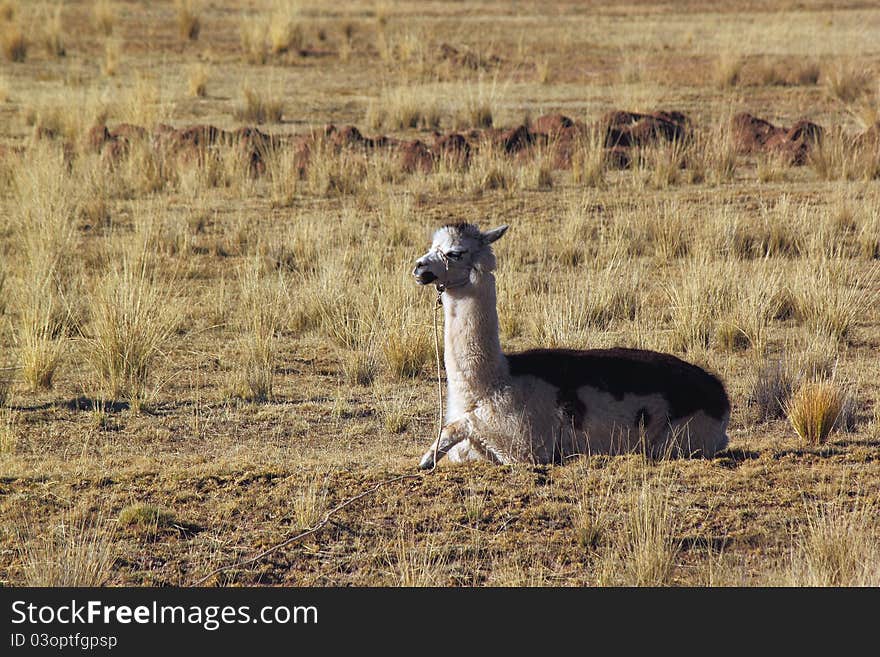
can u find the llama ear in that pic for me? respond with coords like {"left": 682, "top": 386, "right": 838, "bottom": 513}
{"left": 483, "top": 225, "right": 509, "bottom": 244}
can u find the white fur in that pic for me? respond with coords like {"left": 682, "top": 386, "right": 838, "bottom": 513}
{"left": 414, "top": 225, "right": 729, "bottom": 467}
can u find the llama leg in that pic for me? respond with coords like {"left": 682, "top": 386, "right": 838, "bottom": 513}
{"left": 418, "top": 419, "right": 470, "bottom": 470}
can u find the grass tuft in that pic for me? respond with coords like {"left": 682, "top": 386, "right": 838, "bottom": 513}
{"left": 118, "top": 504, "right": 176, "bottom": 536}
{"left": 788, "top": 496, "right": 880, "bottom": 586}
{"left": 785, "top": 380, "right": 844, "bottom": 445}
{"left": 175, "top": 0, "right": 201, "bottom": 41}
{"left": 233, "top": 86, "right": 283, "bottom": 124}
{"left": 84, "top": 254, "right": 179, "bottom": 410}
{"left": 1, "top": 20, "right": 25, "bottom": 62}
{"left": 17, "top": 510, "right": 115, "bottom": 586}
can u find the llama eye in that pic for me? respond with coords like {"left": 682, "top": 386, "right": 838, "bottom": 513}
{"left": 446, "top": 251, "right": 465, "bottom": 260}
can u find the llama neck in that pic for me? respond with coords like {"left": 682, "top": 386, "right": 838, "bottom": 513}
{"left": 442, "top": 272, "right": 508, "bottom": 416}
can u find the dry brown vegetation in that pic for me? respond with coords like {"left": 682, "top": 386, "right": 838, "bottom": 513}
{"left": 1, "top": 0, "right": 879, "bottom": 587}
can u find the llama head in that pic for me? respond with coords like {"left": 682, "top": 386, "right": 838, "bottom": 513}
{"left": 412, "top": 223, "right": 509, "bottom": 290}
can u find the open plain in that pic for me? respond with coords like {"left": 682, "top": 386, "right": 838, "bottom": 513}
{"left": 1, "top": 0, "right": 880, "bottom": 586}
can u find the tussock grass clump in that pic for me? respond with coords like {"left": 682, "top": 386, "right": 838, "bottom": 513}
{"left": 716, "top": 269, "right": 782, "bottom": 353}
{"left": 175, "top": 0, "right": 201, "bottom": 41}
{"left": 582, "top": 263, "right": 640, "bottom": 329}
{"left": 101, "top": 38, "right": 119, "bottom": 76}
{"left": 14, "top": 272, "right": 68, "bottom": 391}
{"left": 392, "top": 528, "right": 448, "bottom": 587}
{"left": 268, "top": 1, "right": 304, "bottom": 55}
{"left": 810, "top": 128, "right": 880, "bottom": 182}
{"left": 573, "top": 478, "right": 612, "bottom": 551}
{"left": 516, "top": 151, "right": 554, "bottom": 190}
{"left": 305, "top": 142, "right": 368, "bottom": 197}
{"left": 714, "top": 320, "right": 750, "bottom": 353}
{"left": 16, "top": 510, "right": 115, "bottom": 586}
{"left": 0, "top": 409, "right": 17, "bottom": 452}
{"left": 1, "top": 20, "right": 25, "bottom": 62}
{"left": 230, "top": 264, "right": 288, "bottom": 402}
{"left": 452, "top": 99, "right": 493, "bottom": 130}
{"left": 341, "top": 349, "right": 378, "bottom": 386}
{"left": 375, "top": 26, "right": 432, "bottom": 77}
{"left": 714, "top": 53, "right": 743, "bottom": 89}
{"left": 551, "top": 196, "right": 595, "bottom": 267}
{"left": 607, "top": 198, "right": 692, "bottom": 262}
{"left": 265, "top": 144, "right": 303, "bottom": 208}
{"left": 118, "top": 504, "right": 176, "bottom": 534}
{"left": 382, "top": 325, "right": 432, "bottom": 380}
{"left": 756, "top": 151, "right": 790, "bottom": 183}
{"left": 823, "top": 62, "right": 873, "bottom": 104}
{"left": 666, "top": 261, "right": 734, "bottom": 353}
{"left": 292, "top": 480, "right": 328, "bottom": 530}
{"left": 315, "top": 274, "right": 379, "bottom": 352}
{"left": 23, "top": 95, "right": 105, "bottom": 144}
{"left": 240, "top": 15, "right": 270, "bottom": 64}
{"left": 0, "top": 299, "right": 12, "bottom": 403}
{"left": 0, "top": 1, "right": 17, "bottom": 22}
{"left": 791, "top": 265, "right": 865, "bottom": 343}
{"left": 748, "top": 359, "right": 794, "bottom": 422}
{"left": 788, "top": 497, "right": 880, "bottom": 586}
{"left": 260, "top": 216, "right": 326, "bottom": 277}
{"left": 753, "top": 58, "right": 819, "bottom": 87}
{"left": 785, "top": 380, "right": 844, "bottom": 445}
{"left": 366, "top": 86, "right": 442, "bottom": 130}
{"left": 534, "top": 294, "right": 596, "bottom": 350}
{"left": 599, "top": 466, "right": 680, "bottom": 586}
{"left": 233, "top": 86, "right": 283, "bottom": 124}
{"left": 752, "top": 59, "right": 786, "bottom": 87}
{"left": 690, "top": 123, "right": 736, "bottom": 184}
{"left": 377, "top": 389, "right": 414, "bottom": 434}
{"left": 40, "top": 4, "right": 65, "bottom": 58}
{"left": 93, "top": 0, "right": 115, "bottom": 36}
{"left": 792, "top": 60, "right": 822, "bottom": 86}
{"left": 461, "top": 486, "right": 488, "bottom": 523}
{"left": 10, "top": 145, "right": 80, "bottom": 391}
{"left": 622, "top": 475, "right": 679, "bottom": 586}
{"left": 635, "top": 139, "right": 688, "bottom": 189}
{"left": 84, "top": 256, "right": 180, "bottom": 409}
{"left": 857, "top": 212, "right": 880, "bottom": 259}
{"left": 239, "top": 0, "right": 305, "bottom": 64}
{"left": 570, "top": 128, "right": 607, "bottom": 187}
{"left": 467, "top": 145, "right": 515, "bottom": 192}
{"left": 187, "top": 63, "right": 208, "bottom": 97}
{"left": 119, "top": 73, "right": 170, "bottom": 129}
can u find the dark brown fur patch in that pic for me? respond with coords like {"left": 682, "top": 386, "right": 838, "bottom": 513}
{"left": 507, "top": 347, "right": 730, "bottom": 421}
{"left": 557, "top": 388, "right": 586, "bottom": 428}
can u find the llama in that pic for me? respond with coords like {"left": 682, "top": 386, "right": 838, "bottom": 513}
{"left": 412, "top": 222, "right": 730, "bottom": 468}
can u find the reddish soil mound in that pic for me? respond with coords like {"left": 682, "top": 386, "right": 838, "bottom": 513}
{"left": 602, "top": 110, "right": 689, "bottom": 148}
{"left": 326, "top": 124, "right": 368, "bottom": 149}
{"left": 731, "top": 113, "right": 822, "bottom": 165}
{"left": 480, "top": 124, "right": 538, "bottom": 154}
{"left": 110, "top": 123, "right": 149, "bottom": 142}
{"left": 86, "top": 125, "right": 112, "bottom": 152}
{"left": 529, "top": 117, "right": 591, "bottom": 168}
{"left": 28, "top": 108, "right": 838, "bottom": 180}
{"left": 399, "top": 140, "right": 433, "bottom": 173}
{"left": 432, "top": 133, "right": 470, "bottom": 167}
{"left": 530, "top": 113, "right": 574, "bottom": 137}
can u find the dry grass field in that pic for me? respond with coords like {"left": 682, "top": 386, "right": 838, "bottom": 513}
{"left": 1, "top": 0, "right": 880, "bottom": 587}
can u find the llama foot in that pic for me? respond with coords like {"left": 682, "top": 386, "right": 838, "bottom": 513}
{"left": 418, "top": 450, "right": 439, "bottom": 470}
